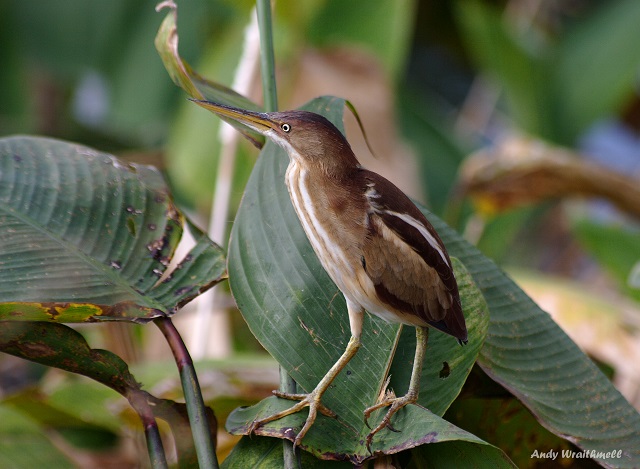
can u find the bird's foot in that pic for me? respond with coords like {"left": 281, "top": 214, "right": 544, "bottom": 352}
{"left": 363, "top": 391, "right": 418, "bottom": 452}
{"left": 248, "top": 389, "right": 337, "bottom": 449}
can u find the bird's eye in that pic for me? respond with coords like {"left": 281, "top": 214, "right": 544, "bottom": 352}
{"left": 281, "top": 123, "right": 291, "bottom": 133}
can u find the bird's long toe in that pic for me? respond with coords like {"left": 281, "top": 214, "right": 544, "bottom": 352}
{"left": 248, "top": 388, "right": 337, "bottom": 448}
{"left": 364, "top": 393, "right": 417, "bottom": 451}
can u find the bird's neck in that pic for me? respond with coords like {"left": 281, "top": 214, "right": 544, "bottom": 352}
{"left": 290, "top": 155, "right": 360, "bottom": 183}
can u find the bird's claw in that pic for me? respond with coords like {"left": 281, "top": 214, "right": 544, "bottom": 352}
{"left": 247, "top": 389, "right": 337, "bottom": 449}
{"left": 363, "top": 393, "right": 417, "bottom": 452}
{"left": 272, "top": 390, "right": 336, "bottom": 418}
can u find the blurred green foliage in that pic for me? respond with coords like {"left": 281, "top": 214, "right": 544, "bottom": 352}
{"left": 2, "top": 0, "right": 640, "bottom": 467}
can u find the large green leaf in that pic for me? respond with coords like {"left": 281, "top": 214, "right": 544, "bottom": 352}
{"left": 434, "top": 209, "right": 640, "bottom": 467}
{"left": 221, "top": 435, "right": 352, "bottom": 469}
{"left": 0, "top": 136, "right": 225, "bottom": 322}
{"left": 227, "top": 97, "right": 640, "bottom": 467}
{"left": 0, "top": 321, "right": 140, "bottom": 394}
{"left": 226, "top": 257, "right": 488, "bottom": 464}
{"left": 445, "top": 397, "right": 574, "bottom": 468}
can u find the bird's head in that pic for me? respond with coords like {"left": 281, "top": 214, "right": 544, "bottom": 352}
{"left": 191, "top": 100, "right": 359, "bottom": 176}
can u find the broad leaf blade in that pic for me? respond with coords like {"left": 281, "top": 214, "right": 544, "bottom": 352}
{"left": 221, "top": 435, "right": 352, "bottom": 469}
{"left": 429, "top": 213, "right": 640, "bottom": 467}
{"left": 226, "top": 398, "right": 505, "bottom": 466}
{"left": 0, "top": 321, "right": 138, "bottom": 394}
{"left": 0, "top": 321, "right": 206, "bottom": 465}
{"left": 0, "top": 136, "right": 225, "bottom": 321}
{"left": 413, "top": 440, "right": 516, "bottom": 468}
{"left": 147, "top": 229, "right": 227, "bottom": 310}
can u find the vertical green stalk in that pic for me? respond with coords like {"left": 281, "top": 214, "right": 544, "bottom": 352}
{"left": 257, "top": 0, "right": 278, "bottom": 112}
{"left": 256, "top": 1, "right": 298, "bottom": 467}
{"left": 127, "top": 390, "right": 169, "bottom": 469}
{"left": 155, "top": 317, "right": 218, "bottom": 469}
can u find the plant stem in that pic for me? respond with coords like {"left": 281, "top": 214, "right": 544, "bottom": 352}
{"left": 127, "top": 390, "right": 169, "bottom": 469}
{"left": 155, "top": 317, "right": 218, "bottom": 469}
{"left": 257, "top": 0, "right": 278, "bottom": 112}
{"left": 256, "top": 1, "right": 298, "bottom": 466}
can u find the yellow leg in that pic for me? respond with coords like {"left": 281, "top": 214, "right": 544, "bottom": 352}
{"left": 249, "top": 334, "right": 362, "bottom": 448}
{"left": 364, "top": 326, "right": 428, "bottom": 451}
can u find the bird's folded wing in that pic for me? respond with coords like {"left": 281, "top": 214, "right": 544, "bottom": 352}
{"left": 361, "top": 171, "right": 465, "bottom": 339}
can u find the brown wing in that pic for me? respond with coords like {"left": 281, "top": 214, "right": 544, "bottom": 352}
{"left": 361, "top": 171, "right": 467, "bottom": 343}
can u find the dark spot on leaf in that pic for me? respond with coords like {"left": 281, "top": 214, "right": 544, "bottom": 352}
{"left": 174, "top": 286, "right": 194, "bottom": 296}
{"left": 155, "top": 194, "right": 165, "bottom": 204}
{"left": 48, "top": 305, "right": 60, "bottom": 319}
{"left": 361, "top": 256, "right": 366, "bottom": 271}
{"left": 439, "top": 361, "right": 450, "bottom": 379}
{"left": 126, "top": 217, "right": 136, "bottom": 236}
{"left": 422, "top": 431, "right": 438, "bottom": 443}
{"left": 148, "top": 223, "right": 157, "bottom": 231}
{"left": 110, "top": 260, "right": 122, "bottom": 269}
{"left": 13, "top": 154, "right": 22, "bottom": 162}
{"left": 147, "top": 239, "right": 164, "bottom": 259}
{"left": 184, "top": 254, "right": 193, "bottom": 262}
{"left": 18, "top": 342, "right": 56, "bottom": 358}
{"left": 283, "top": 427, "right": 297, "bottom": 439}
{"left": 346, "top": 370, "right": 352, "bottom": 376}
{"left": 162, "top": 274, "right": 173, "bottom": 283}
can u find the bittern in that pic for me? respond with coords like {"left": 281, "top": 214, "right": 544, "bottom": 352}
{"left": 192, "top": 99, "right": 468, "bottom": 449}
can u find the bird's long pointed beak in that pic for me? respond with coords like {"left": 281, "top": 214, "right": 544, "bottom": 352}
{"left": 190, "top": 99, "right": 274, "bottom": 135}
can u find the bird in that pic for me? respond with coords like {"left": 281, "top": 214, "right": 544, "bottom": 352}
{"left": 192, "top": 99, "right": 468, "bottom": 450}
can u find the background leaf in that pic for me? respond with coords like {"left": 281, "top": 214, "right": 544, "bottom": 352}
{"left": 0, "top": 320, "right": 209, "bottom": 466}
{"left": 0, "top": 404, "right": 75, "bottom": 469}
{"left": 430, "top": 209, "right": 640, "bottom": 467}
{"left": 455, "top": 0, "right": 551, "bottom": 138}
{"left": 572, "top": 219, "right": 640, "bottom": 302}
{"left": 551, "top": 0, "right": 640, "bottom": 142}
{"left": 455, "top": 0, "right": 640, "bottom": 145}
{"left": 155, "top": 2, "right": 264, "bottom": 147}
{"left": 0, "top": 322, "right": 139, "bottom": 394}
{"left": 0, "top": 136, "right": 225, "bottom": 322}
